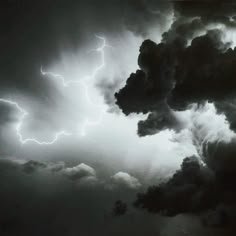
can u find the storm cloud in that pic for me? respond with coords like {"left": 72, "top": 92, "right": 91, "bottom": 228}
{"left": 0, "top": 0, "right": 172, "bottom": 99}
{"left": 2, "top": 0, "right": 236, "bottom": 235}
{"left": 114, "top": 0, "right": 236, "bottom": 229}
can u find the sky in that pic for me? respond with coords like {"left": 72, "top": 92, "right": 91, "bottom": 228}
{"left": 1, "top": 0, "right": 236, "bottom": 235}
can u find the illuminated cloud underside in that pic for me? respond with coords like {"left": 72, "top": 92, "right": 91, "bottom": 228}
{"left": 0, "top": 36, "right": 110, "bottom": 145}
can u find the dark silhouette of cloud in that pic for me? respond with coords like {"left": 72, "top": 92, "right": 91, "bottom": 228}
{"left": 114, "top": 1, "right": 236, "bottom": 230}
{"left": 133, "top": 154, "right": 236, "bottom": 230}
{"left": 134, "top": 156, "right": 216, "bottom": 215}
{"left": 116, "top": 29, "right": 236, "bottom": 135}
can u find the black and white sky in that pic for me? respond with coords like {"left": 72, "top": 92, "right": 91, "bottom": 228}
{"left": 1, "top": 0, "right": 236, "bottom": 235}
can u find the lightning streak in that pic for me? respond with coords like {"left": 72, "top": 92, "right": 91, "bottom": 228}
{"left": 40, "top": 35, "right": 110, "bottom": 87}
{"left": 0, "top": 99, "right": 71, "bottom": 145}
{"left": 41, "top": 35, "right": 109, "bottom": 136}
{"left": 0, "top": 35, "right": 109, "bottom": 145}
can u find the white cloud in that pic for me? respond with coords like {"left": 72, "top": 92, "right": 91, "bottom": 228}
{"left": 63, "top": 163, "right": 96, "bottom": 180}
{"left": 111, "top": 171, "right": 141, "bottom": 189}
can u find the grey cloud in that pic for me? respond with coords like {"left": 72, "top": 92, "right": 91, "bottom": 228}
{"left": 22, "top": 160, "right": 47, "bottom": 174}
{"left": 0, "top": 0, "right": 172, "bottom": 100}
{"left": 174, "top": 0, "right": 236, "bottom": 28}
{"left": 0, "top": 0, "right": 173, "bottom": 144}
{"left": 96, "top": 77, "right": 123, "bottom": 113}
{"left": 0, "top": 158, "right": 166, "bottom": 236}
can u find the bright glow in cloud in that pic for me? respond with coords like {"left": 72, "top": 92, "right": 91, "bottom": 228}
{"left": 111, "top": 171, "right": 141, "bottom": 189}
{"left": 1, "top": 29, "right": 233, "bottom": 182}
{"left": 0, "top": 36, "right": 110, "bottom": 144}
{"left": 41, "top": 35, "right": 110, "bottom": 137}
{"left": 0, "top": 98, "right": 71, "bottom": 145}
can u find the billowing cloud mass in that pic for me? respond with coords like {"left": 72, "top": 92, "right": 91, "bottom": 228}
{"left": 115, "top": 0, "right": 236, "bottom": 135}
{"left": 114, "top": 0, "right": 236, "bottom": 230}
{"left": 134, "top": 156, "right": 215, "bottom": 215}
{"left": 134, "top": 153, "right": 236, "bottom": 227}
{"left": 115, "top": 29, "right": 236, "bottom": 134}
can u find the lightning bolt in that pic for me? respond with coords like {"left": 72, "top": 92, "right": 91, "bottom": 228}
{"left": 0, "top": 35, "right": 110, "bottom": 145}
{"left": 40, "top": 35, "right": 110, "bottom": 86}
{"left": 0, "top": 99, "right": 71, "bottom": 145}
{"left": 41, "top": 35, "right": 109, "bottom": 137}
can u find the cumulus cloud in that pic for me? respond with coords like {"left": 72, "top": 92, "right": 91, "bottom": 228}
{"left": 11, "top": 159, "right": 99, "bottom": 184}
{"left": 111, "top": 172, "right": 141, "bottom": 189}
{"left": 63, "top": 163, "right": 96, "bottom": 181}
{"left": 0, "top": 158, "right": 157, "bottom": 236}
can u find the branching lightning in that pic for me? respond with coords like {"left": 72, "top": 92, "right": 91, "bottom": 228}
{"left": 41, "top": 35, "right": 109, "bottom": 137}
{"left": 40, "top": 35, "right": 110, "bottom": 87}
{"left": 0, "top": 35, "right": 110, "bottom": 145}
{"left": 0, "top": 99, "right": 71, "bottom": 145}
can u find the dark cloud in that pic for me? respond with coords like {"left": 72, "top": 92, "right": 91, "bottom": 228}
{"left": 114, "top": 1, "right": 236, "bottom": 228}
{"left": 162, "top": 17, "right": 205, "bottom": 44}
{"left": 202, "top": 206, "right": 230, "bottom": 227}
{"left": 134, "top": 156, "right": 216, "bottom": 215}
{"left": 114, "top": 0, "right": 236, "bottom": 136}
{"left": 115, "top": 39, "right": 178, "bottom": 115}
{"left": 112, "top": 200, "right": 127, "bottom": 217}
{"left": 0, "top": 158, "right": 165, "bottom": 236}
{"left": 22, "top": 160, "right": 47, "bottom": 174}
{"left": 133, "top": 136, "right": 236, "bottom": 229}
{"left": 138, "top": 107, "right": 182, "bottom": 136}
{"left": 203, "top": 138, "right": 236, "bottom": 176}
{"left": 168, "top": 30, "right": 234, "bottom": 110}
{"left": 215, "top": 100, "right": 236, "bottom": 131}
{"left": 174, "top": 0, "right": 236, "bottom": 28}
{"left": 115, "top": 38, "right": 183, "bottom": 135}
{"left": 115, "top": 28, "right": 236, "bottom": 135}
{"left": 133, "top": 155, "right": 236, "bottom": 229}
{"left": 0, "top": 158, "right": 233, "bottom": 235}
